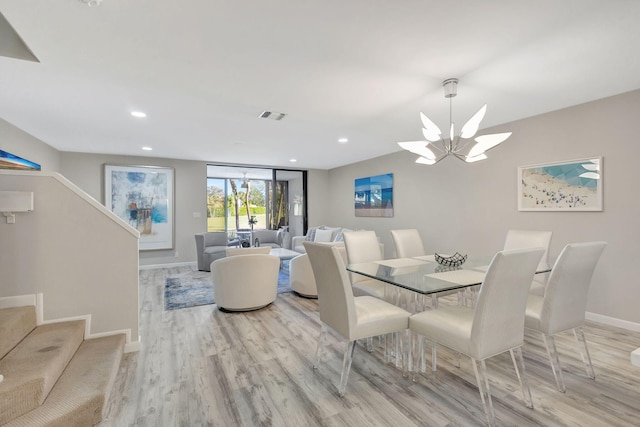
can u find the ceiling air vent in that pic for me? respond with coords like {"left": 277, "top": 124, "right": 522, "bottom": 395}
{"left": 258, "top": 111, "right": 286, "bottom": 121}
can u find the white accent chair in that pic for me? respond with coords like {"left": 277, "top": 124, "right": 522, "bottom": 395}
{"left": 226, "top": 246, "right": 271, "bottom": 256}
{"left": 409, "top": 248, "right": 544, "bottom": 426}
{"left": 342, "top": 230, "right": 387, "bottom": 299}
{"left": 504, "top": 229, "right": 553, "bottom": 296}
{"left": 303, "top": 241, "right": 411, "bottom": 396}
{"left": 210, "top": 248, "right": 279, "bottom": 312}
{"left": 525, "top": 241, "right": 607, "bottom": 392}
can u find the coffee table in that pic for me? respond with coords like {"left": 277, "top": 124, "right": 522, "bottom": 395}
{"left": 269, "top": 248, "right": 301, "bottom": 261}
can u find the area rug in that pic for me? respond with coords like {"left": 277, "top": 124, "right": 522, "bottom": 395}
{"left": 164, "top": 263, "right": 291, "bottom": 310}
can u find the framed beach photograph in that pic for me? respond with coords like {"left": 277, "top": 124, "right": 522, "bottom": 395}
{"left": 518, "top": 157, "right": 602, "bottom": 211}
{"left": 355, "top": 173, "right": 394, "bottom": 217}
{"left": 104, "top": 165, "right": 174, "bottom": 250}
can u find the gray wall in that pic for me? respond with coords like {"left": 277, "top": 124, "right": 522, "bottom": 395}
{"left": 60, "top": 152, "right": 208, "bottom": 266}
{"left": 327, "top": 89, "right": 640, "bottom": 325}
{"left": 0, "top": 172, "right": 139, "bottom": 346}
{"left": 60, "top": 153, "right": 329, "bottom": 266}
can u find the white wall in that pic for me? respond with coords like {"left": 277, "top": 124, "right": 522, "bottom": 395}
{"left": 327, "top": 89, "right": 640, "bottom": 326}
{"left": 0, "top": 117, "right": 60, "bottom": 172}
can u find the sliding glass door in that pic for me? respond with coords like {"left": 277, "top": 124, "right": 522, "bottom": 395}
{"left": 206, "top": 165, "right": 306, "bottom": 247}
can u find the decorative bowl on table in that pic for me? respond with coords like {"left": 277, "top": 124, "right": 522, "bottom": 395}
{"left": 434, "top": 252, "right": 467, "bottom": 267}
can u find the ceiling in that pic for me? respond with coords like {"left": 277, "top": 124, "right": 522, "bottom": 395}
{"left": 1, "top": 1, "right": 639, "bottom": 170}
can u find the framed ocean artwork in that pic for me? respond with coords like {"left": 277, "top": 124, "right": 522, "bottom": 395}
{"left": 518, "top": 157, "right": 602, "bottom": 211}
{"left": 355, "top": 173, "right": 393, "bottom": 217}
{"left": 0, "top": 149, "right": 41, "bottom": 170}
{"left": 104, "top": 165, "right": 174, "bottom": 250}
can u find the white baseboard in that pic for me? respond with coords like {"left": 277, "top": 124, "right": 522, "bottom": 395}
{"left": 139, "top": 261, "right": 197, "bottom": 270}
{"left": 0, "top": 294, "right": 36, "bottom": 308}
{"left": 586, "top": 311, "right": 640, "bottom": 332}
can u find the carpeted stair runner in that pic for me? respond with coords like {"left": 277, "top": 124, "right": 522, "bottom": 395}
{"left": 0, "top": 306, "right": 36, "bottom": 359}
{"left": 0, "top": 306, "right": 125, "bottom": 426}
{"left": 5, "top": 334, "right": 125, "bottom": 427}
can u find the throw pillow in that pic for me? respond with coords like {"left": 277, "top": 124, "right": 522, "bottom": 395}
{"left": 323, "top": 226, "right": 341, "bottom": 241}
{"left": 333, "top": 228, "right": 351, "bottom": 242}
{"left": 305, "top": 226, "right": 318, "bottom": 242}
{"left": 314, "top": 229, "right": 333, "bottom": 243}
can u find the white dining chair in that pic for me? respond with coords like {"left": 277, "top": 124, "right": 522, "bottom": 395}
{"left": 390, "top": 229, "right": 426, "bottom": 258}
{"left": 342, "top": 230, "right": 388, "bottom": 299}
{"left": 504, "top": 229, "right": 553, "bottom": 296}
{"left": 303, "top": 241, "right": 411, "bottom": 396}
{"left": 525, "top": 241, "right": 607, "bottom": 392}
{"left": 409, "top": 248, "right": 544, "bottom": 427}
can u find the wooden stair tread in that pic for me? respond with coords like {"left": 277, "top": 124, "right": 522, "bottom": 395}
{"left": 0, "top": 306, "right": 36, "bottom": 359}
{"left": 5, "top": 334, "right": 125, "bottom": 427}
{"left": 0, "top": 320, "right": 85, "bottom": 424}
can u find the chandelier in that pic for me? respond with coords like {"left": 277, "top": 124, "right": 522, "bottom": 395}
{"left": 398, "top": 78, "right": 511, "bottom": 165}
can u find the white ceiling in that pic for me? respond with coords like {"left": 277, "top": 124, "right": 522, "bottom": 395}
{"left": 1, "top": 1, "right": 639, "bottom": 170}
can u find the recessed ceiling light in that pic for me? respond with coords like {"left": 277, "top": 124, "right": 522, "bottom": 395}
{"left": 338, "top": 138, "right": 348, "bottom": 144}
{"left": 131, "top": 111, "right": 147, "bottom": 118}
{"left": 142, "top": 146, "right": 152, "bottom": 151}
{"left": 289, "top": 158, "right": 297, "bottom": 163}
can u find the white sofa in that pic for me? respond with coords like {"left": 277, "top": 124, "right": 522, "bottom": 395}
{"left": 291, "top": 226, "right": 348, "bottom": 253}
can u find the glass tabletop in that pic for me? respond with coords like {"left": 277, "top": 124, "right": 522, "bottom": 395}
{"left": 347, "top": 255, "right": 549, "bottom": 295}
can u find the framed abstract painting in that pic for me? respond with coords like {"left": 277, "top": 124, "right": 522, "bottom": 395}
{"left": 518, "top": 157, "right": 602, "bottom": 211}
{"left": 355, "top": 173, "right": 393, "bottom": 217}
{"left": 105, "top": 164, "right": 174, "bottom": 250}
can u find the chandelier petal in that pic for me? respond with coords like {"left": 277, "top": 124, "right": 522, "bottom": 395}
{"left": 467, "top": 132, "right": 512, "bottom": 158}
{"left": 416, "top": 156, "right": 437, "bottom": 165}
{"left": 420, "top": 112, "right": 442, "bottom": 142}
{"left": 460, "top": 104, "right": 487, "bottom": 139}
{"left": 465, "top": 153, "right": 488, "bottom": 163}
{"left": 398, "top": 141, "right": 437, "bottom": 160}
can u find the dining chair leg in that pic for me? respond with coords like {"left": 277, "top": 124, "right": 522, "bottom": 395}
{"left": 431, "top": 294, "right": 439, "bottom": 309}
{"left": 472, "top": 358, "right": 496, "bottom": 427}
{"left": 366, "top": 336, "right": 374, "bottom": 352}
{"left": 416, "top": 334, "right": 426, "bottom": 374}
{"left": 313, "top": 324, "right": 329, "bottom": 369}
{"left": 542, "top": 333, "right": 566, "bottom": 393}
{"left": 338, "top": 340, "right": 357, "bottom": 397}
{"left": 431, "top": 341, "right": 438, "bottom": 372}
{"left": 510, "top": 348, "right": 534, "bottom": 409}
{"left": 573, "top": 327, "right": 596, "bottom": 380}
{"left": 395, "top": 331, "right": 402, "bottom": 369}
{"left": 404, "top": 330, "right": 412, "bottom": 377}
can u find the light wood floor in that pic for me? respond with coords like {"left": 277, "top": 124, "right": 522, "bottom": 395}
{"left": 100, "top": 265, "right": 640, "bottom": 426}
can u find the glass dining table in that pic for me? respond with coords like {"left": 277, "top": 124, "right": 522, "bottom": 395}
{"left": 346, "top": 254, "right": 551, "bottom": 297}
